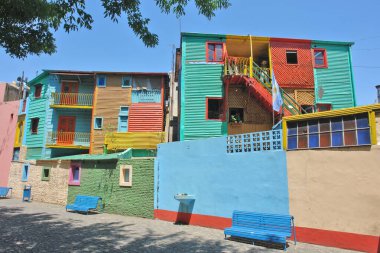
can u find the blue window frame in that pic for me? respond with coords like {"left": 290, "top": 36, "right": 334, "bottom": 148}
{"left": 97, "top": 75, "right": 106, "bottom": 87}
{"left": 118, "top": 106, "right": 129, "bottom": 132}
{"left": 122, "top": 76, "right": 132, "bottom": 88}
{"left": 287, "top": 113, "right": 371, "bottom": 150}
{"left": 94, "top": 117, "right": 103, "bottom": 129}
{"left": 22, "top": 164, "right": 29, "bottom": 182}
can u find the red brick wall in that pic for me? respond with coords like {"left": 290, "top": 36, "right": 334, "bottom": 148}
{"left": 270, "top": 40, "right": 314, "bottom": 88}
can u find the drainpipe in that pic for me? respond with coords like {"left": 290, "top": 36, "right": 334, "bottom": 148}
{"left": 249, "top": 35, "right": 253, "bottom": 78}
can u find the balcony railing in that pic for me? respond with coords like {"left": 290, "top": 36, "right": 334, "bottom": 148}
{"left": 226, "top": 130, "right": 283, "bottom": 153}
{"left": 104, "top": 132, "right": 165, "bottom": 151}
{"left": 50, "top": 92, "right": 93, "bottom": 107}
{"left": 46, "top": 131, "right": 90, "bottom": 147}
{"left": 132, "top": 89, "right": 161, "bottom": 103}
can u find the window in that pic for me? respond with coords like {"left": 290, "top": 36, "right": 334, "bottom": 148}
{"left": 97, "top": 75, "right": 106, "bottom": 87}
{"left": 206, "top": 42, "right": 224, "bottom": 62}
{"left": 31, "top": 118, "right": 39, "bottom": 134}
{"left": 286, "top": 50, "right": 298, "bottom": 64}
{"left": 316, "top": 103, "right": 332, "bottom": 112}
{"left": 206, "top": 98, "right": 224, "bottom": 120}
{"left": 300, "top": 105, "right": 314, "bottom": 114}
{"left": 118, "top": 107, "right": 129, "bottom": 132}
{"left": 34, "top": 84, "right": 42, "bottom": 98}
{"left": 41, "top": 167, "right": 50, "bottom": 181}
{"left": 229, "top": 108, "right": 244, "bottom": 123}
{"left": 69, "top": 163, "right": 81, "bottom": 185}
{"left": 287, "top": 113, "right": 372, "bottom": 150}
{"left": 119, "top": 165, "right": 132, "bottom": 187}
{"left": 22, "top": 164, "right": 29, "bottom": 182}
{"left": 122, "top": 76, "right": 132, "bottom": 88}
{"left": 94, "top": 117, "right": 103, "bottom": 129}
{"left": 313, "top": 49, "right": 328, "bottom": 68}
{"left": 12, "top": 148, "right": 20, "bottom": 161}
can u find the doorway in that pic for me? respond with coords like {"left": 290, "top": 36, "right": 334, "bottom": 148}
{"left": 57, "top": 116, "right": 76, "bottom": 145}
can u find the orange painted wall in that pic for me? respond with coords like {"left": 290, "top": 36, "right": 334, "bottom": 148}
{"left": 270, "top": 39, "right": 314, "bottom": 88}
{"left": 128, "top": 103, "right": 163, "bottom": 132}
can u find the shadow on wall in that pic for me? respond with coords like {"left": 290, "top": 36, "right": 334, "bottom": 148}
{"left": 175, "top": 200, "right": 195, "bottom": 225}
{"left": 0, "top": 206, "right": 243, "bottom": 253}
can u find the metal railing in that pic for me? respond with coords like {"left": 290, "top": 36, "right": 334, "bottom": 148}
{"left": 226, "top": 130, "right": 283, "bottom": 153}
{"left": 46, "top": 131, "right": 90, "bottom": 146}
{"left": 131, "top": 89, "right": 161, "bottom": 103}
{"left": 50, "top": 92, "right": 93, "bottom": 107}
{"left": 224, "top": 56, "right": 307, "bottom": 115}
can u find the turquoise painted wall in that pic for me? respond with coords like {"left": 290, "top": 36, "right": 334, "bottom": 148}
{"left": 180, "top": 34, "right": 227, "bottom": 141}
{"left": 26, "top": 74, "right": 50, "bottom": 159}
{"left": 67, "top": 158, "right": 155, "bottom": 218}
{"left": 155, "top": 137, "right": 289, "bottom": 218}
{"left": 312, "top": 42, "right": 356, "bottom": 109}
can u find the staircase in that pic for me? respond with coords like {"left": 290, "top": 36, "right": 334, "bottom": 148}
{"left": 224, "top": 56, "right": 306, "bottom": 116}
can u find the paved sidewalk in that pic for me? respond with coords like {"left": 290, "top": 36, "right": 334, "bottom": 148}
{"left": 0, "top": 199, "right": 359, "bottom": 253}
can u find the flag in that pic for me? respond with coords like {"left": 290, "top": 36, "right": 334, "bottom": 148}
{"left": 272, "top": 74, "right": 283, "bottom": 112}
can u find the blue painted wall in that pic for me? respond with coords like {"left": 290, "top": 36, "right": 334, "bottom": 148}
{"left": 155, "top": 137, "right": 289, "bottom": 218}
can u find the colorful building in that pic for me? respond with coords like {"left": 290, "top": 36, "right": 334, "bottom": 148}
{"left": 25, "top": 70, "right": 169, "bottom": 160}
{"left": 0, "top": 82, "right": 21, "bottom": 186}
{"left": 178, "top": 33, "right": 356, "bottom": 140}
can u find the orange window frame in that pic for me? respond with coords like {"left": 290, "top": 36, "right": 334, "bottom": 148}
{"left": 313, "top": 48, "right": 328, "bottom": 68}
{"left": 205, "top": 97, "right": 225, "bottom": 121}
{"left": 206, "top": 42, "right": 225, "bottom": 63}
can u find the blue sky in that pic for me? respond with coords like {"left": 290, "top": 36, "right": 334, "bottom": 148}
{"left": 0, "top": 0, "right": 379, "bottom": 105}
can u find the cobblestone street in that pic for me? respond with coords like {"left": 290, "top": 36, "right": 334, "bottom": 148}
{"left": 0, "top": 199, "right": 360, "bottom": 253}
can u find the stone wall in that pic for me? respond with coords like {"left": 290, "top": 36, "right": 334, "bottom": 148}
{"left": 67, "top": 158, "right": 154, "bottom": 218}
{"left": 8, "top": 159, "right": 70, "bottom": 205}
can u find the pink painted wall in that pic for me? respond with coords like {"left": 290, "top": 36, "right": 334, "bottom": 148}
{"left": 0, "top": 84, "right": 19, "bottom": 186}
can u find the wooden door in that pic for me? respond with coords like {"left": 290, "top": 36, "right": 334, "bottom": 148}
{"left": 61, "top": 82, "right": 79, "bottom": 105}
{"left": 57, "top": 116, "right": 76, "bottom": 145}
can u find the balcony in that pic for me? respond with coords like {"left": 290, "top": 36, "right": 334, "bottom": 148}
{"left": 104, "top": 132, "right": 165, "bottom": 151}
{"left": 46, "top": 131, "right": 90, "bottom": 149}
{"left": 132, "top": 89, "right": 161, "bottom": 103}
{"left": 50, "top": 92, "right": 93, "bottom": 109}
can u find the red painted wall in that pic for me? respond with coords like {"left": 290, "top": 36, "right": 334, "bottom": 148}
{"left": 270, "top": 39, "right": 314, "bottom": 88}
{"left": 128, "top": 103, "right": 163, "bottom": 132}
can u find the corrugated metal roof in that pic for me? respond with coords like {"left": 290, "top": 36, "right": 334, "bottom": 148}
{"left": 128, "top": 103, "right": 164, "bottom": 132}
{"left": 45, "top": 149, "right": 132, "bottom": 161}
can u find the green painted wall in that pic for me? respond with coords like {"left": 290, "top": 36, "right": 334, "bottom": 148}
{"left": 180, "top": 33, "right": 227, "bottom": 140}
{"left": 26, "top": 73, "right": 50, "bottom": 159}
{"left": 312, "top": 42, "right": 356, "bottom": 109}
{"left": 67, "top": 158, "right": 154, "bottom": 218}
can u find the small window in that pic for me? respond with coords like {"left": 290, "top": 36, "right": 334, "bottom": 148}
{"left": 286, "top": 50, "right": 298, "bottom": 64}
{"left": 313, "top": 49, "right": 328, "bottom": 68}
{"left": 122, "top": 76, "right": 132, "bottom": 88}
{"left": 229, "top": 108, "right": 244, "bottom": 123}
{"left": 31, "top": 118, "right": 39, "bottom": 134}
{"left": 94, "top": 117, "right": 103, "bottom": 129}
{"left": 12, "top": 148, "right": 20, "bottom": 161}
{"left": 22, "top": 164, "right": 29, "bottom": 182}
{"left": 97, "top": 75, "right": 106, "bottom": 87}
{"left": 34, "top": 84, "right": 42, "bottom": 98}
{"left": 207, "top": 42, "right": 224, "bottom": 62}
{"left": 206, "top": 98, "right": 224, "bottom": 120}
{"left": 317, "top": 103, "right": 332, "bottom": 112}
{"left": 69, "top": 163, "right": 81, "bottom": 186}
{"left": 120, "top": 106, "right": 129, "bottom": 115}
{"left": 119, "top": 165, "right": 132, "bottom": 187}
{"left": 41, "top": 167, "right": 50, "bottom": 181}
{"left": 118, "top": 116, "right": 128, "bottom": 132}
{"left": 300, "top": 105, "right": 314, "bottom": 114}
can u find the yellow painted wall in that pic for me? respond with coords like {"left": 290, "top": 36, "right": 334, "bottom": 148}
{"left": 104, "top": 132, "right": 165, "bottom": 151}
{"left": 287, "top": 147, "right": 380, "bottom": 236}
{"left": 14, "top": 116, "right": 25, "bottom": 148}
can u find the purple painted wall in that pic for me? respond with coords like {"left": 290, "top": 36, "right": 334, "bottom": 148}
{"left": 0, "top": 84, "right": 19, "bottom": 186}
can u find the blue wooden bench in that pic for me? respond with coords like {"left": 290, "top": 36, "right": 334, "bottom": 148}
{"left": 66, "top": 195, "right": 102, "bottom": 214}
{"left": 0, "top": 187, "right": 12, "bottom": 198}
{"left": 224, "top": 210, "right": 296, "bottom": 251}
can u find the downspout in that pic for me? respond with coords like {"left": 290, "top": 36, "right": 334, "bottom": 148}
{"left": 249, "top": 35, "right": 253, "bottom": 78}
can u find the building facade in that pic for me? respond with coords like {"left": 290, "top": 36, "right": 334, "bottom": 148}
{"left": 178, "top": 33, "right": 356, "bottom": 140}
